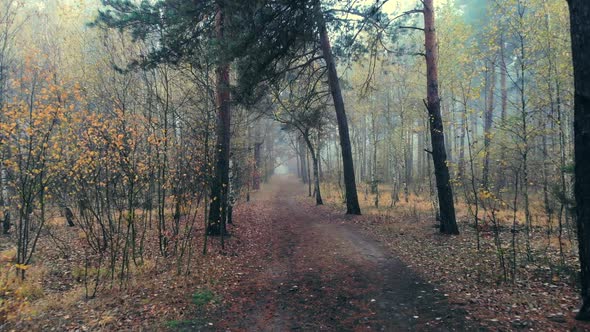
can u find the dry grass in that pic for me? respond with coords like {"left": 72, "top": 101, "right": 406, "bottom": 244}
{"left": 0, "top": 190, "right": 276, "bottom": 331}
{"left": 0, "top": 203, "right": 209, "bottom": 330}
{"left": 0, "top": 250, "right": 49, "bottom": 323}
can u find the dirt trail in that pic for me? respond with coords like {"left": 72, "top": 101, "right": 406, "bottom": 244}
{"left": 216, "top": 176, "right": 481, "bottom": 331}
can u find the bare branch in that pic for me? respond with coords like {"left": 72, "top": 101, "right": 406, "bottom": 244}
{"left": 398, "top": 26, "right": 424, "bottom": 32}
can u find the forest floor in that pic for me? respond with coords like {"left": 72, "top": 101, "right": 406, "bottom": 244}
{"left": 4, "top": 175, "right": 590, "bottom": 331}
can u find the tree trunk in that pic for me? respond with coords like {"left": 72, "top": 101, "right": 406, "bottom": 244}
{"left": 370, "top": 112, "right": 378, "bottom": 196}
{"left": 457, "top": 97, "right": 467, "bottom": 187}
{"left": 296, "top": 143, "right": 301, "bottom": 178}
{"left": 303, "top": 133, "right": 323, "bottom": 205}
{"left": 423, "top": 0, "right": 458, "bottom": 235}
{"left": 298, "top": 136, "right": 308, "bottom": 184}
{"left": 317, "top": 123, "right": 323, "bottom": 181}
{"left": 253, "top": 141, "right": 263, "bottom": 190}
{"left": 306, "top": 148, "right": 312, "bottom": 197}
{"left": 207, "top": 6, "right": 231, "bottom": 236}
{"left": 315, "top": 2, "right": 361, "bottom": 215}
{"left": 264, "top": 129, "right": 274, "bottom": 182}
{"left": 361, "top": 116, "right": 367, "bottom": 183}
{"left": 65, "top": 207, "right": 75, "bottom": 227}
{"left": 498, "top": 35, "right": 508, "bottom": 189}
{"left": 3, "top": 210, "right": 10, "bottom": 235}
{"left": 416, "top": 121, "right": 424, "bottom": 192}
{"left": 482, "top": 60, "right": 496, "bottom": 189}
{"left": 568, "top": 0, "right": 590, "bottom": 321}
{"left": 407, "top": 125, "right": 414, "bottom": 198}
{"left": 227, "top": 158, "right": 236, "bottom": 225}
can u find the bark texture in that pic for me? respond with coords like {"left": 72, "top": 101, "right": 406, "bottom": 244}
{"left": 423, "top": 0, "right": 459, "bottom": 234}
{"left": 208, "top": 7, "right": 231, "bottom": 236}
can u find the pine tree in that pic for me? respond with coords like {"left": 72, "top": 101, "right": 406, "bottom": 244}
{"left": 94, "top": 0, "right": 233, "bottom": 235}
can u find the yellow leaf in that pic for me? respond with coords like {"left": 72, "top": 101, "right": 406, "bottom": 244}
{"left": 15, "top": 264, "right": 29, "bottom": 271}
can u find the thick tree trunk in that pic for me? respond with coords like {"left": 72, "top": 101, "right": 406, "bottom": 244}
{"left": 207, "top": 7, "right": 231, "bottom": 236}
{"left": 423, "top": 0, "right": 458, "bottom": 235}
{"left": 568, "top": 0, "right": 590, "bottom": 321}
{"left": 315, "top": 2, "right": 361, "bottom": 215}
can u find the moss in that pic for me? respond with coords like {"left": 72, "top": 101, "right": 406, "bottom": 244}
{"left": 191, "top": 289, "right": 214, "bottom": 306}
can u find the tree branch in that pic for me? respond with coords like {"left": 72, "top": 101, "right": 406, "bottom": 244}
{"left": 399, "top": 26, "right": 424, "bottom": 32}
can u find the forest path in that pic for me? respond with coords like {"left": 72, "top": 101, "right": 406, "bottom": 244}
{"left": 214, "top": 175, "right": 480, "bottom": 331}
